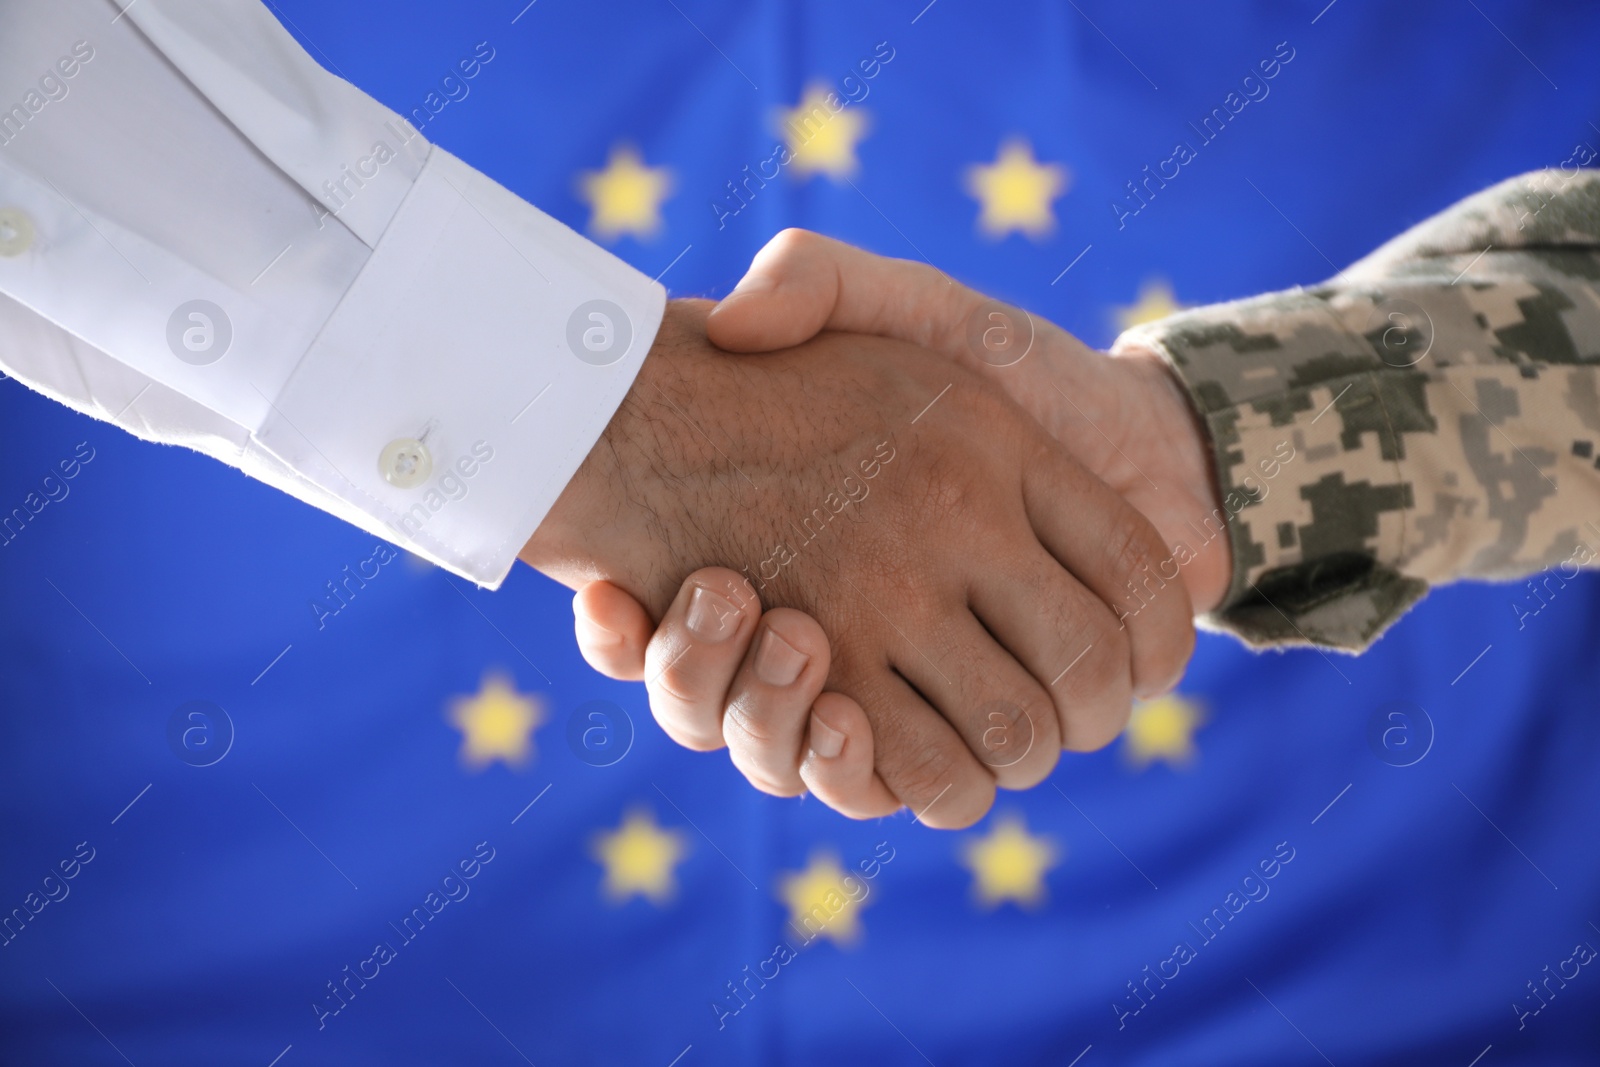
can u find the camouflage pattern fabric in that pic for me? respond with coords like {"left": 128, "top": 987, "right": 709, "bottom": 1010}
{"left": 1117, "top": 168, "right": 1600, "bottom": 650}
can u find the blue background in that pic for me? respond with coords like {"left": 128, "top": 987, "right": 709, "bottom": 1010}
{"left": 3, "top": 1, "right": 1600, "bottom": 1064}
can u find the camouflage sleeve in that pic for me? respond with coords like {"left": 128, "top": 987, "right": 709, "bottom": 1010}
{"left": 1114, "top": 168, "right": 1600, "bottom": 651}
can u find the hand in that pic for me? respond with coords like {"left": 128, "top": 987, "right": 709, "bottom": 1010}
{"left": 707, "top": 229, "right": 1230, "bottom": 613}
{"left": 569, "top": 235, "right": 1231, "bottom": 821}
{"left": 527, "top": 298, "right": 1195, "bottom": 828}
{"left": 575, "top": 567, "right": 895, "bottom": 818}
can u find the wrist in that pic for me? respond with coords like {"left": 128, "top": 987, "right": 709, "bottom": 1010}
{"left": 522, "top": 300, "right": 737, "bottom": 618}
{"left": 1113, "top": 344, "right": 1232, "bottom": 614}
{"left": 520, "top": 300, "right": 693, "bottom": 601}
{"left": 519, "top": 407, "right": 628, "bottom": 589}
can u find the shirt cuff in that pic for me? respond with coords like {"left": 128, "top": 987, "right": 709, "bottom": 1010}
{"left": 1115, "top": 287, "right": 1428, "bottom": 651}
{"left": 253, "top": 146, "right": 666, "bottom": 588}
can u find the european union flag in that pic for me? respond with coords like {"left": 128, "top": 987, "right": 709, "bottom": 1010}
{"left": 4, "top": 1, "right": 1599, "bottom": 1063}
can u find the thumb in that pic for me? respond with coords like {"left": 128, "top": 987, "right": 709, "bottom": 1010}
{"left": 709, "top": 228, "right": 988, "bottom": 358}
{"left": 707, "top": 229, "right": 843, "bottom": 352}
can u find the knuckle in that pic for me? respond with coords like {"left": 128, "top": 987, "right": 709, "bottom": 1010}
{"left": 1078, "top": 612, "right": 1131, "bottom": 690}
{"left": 998, "top": 727, "right": 1060, "bottom": 790}
{"left": 1006, "top": 747, "right": 1060, "bottom": 791}
{"left": 887, "top": 740, "right": 992, "bottom": 828}
{"left": 725, "top": 739, "right": 802, "bottom": 797}
{"left": 722, "top": 695, "right": 784, "bottom": 748}
{"left": 1067, "top": 697, "right": 1134, "bottom": 753}
{"left": 891, "top": 738, "right": 964, "bottom": 806}
{"left": 1053, "top": 655, "right": 1132, "bottom": 752}
{"left": 649, "top": 701, "right": 722, "bottom": 752}
{"left": 723, "top": 700, "right": 809, "bottom": 795}
{"left": 645, "top": 670, "right": 726, "bottom": 753}
{"left": 1049, "top": 636, "right": 1122, "bottom": 714}
{"left": 1020, "top": 691, "right": 1062, "bottom": 747}
{"left": 647, "top": 656, "right": 702, "bottom": 709}
{"left": 1098, "top": 620, "right": 1134, "bottom": 681}
{"left": 930, "top": 282, "right": 988, "bottom": 351}
{"left": 802, "top": 765, "right": 899, "bottom": 822}
{"left": 1105, "top": 512, "right": 1164, "bottom": 593}
{"left": 768, "top": 226, "right": 821, "bottom": 258}
{"left": 1056, "top": 645, "right": 1133, "bottom": 753}
{"left": 936, "top": 781, "right": 996, "bottom": 830}
{"left": 1007, "top": 695, "right": 1062, "bottom": 782}
{"left": 973, "top": 693, "right": 1052, "bottom": 769}
{"left": 1087, "top": 657, "right": 1134, "bottom": 720}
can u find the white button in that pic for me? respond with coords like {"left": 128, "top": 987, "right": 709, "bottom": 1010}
{"left": 379, "top": 438, "right": 432, "bottom": 489}
{"left": 0, "top": 208, "right": 34, "bottom": 257}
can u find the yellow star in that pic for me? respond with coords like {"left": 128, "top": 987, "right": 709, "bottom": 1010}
{"left": 1123, "top": 693, "right": 1205, "bottom": 769}
{"left": 447, "top": 672, "right": 543, "bottom": 770}
{"left": 592, "top": 808, "right": 689, "bottom": 905}
{"left": 964, "top": 138, "right": 1070, "bottom": 239}
{"left": 779, "top": 84, "right": 869, "bottom": 179}
{"left": 778, "top": 851, "right": 871, "bottom": 947}
{"left": 960, "top": 813, "right": 1061, "bottom": 909}
{"left": 1115, "top": 279, "right": 1185, "bottom": 331}
{"left": 577, "top": 144, "right": 673, "bottom": 241}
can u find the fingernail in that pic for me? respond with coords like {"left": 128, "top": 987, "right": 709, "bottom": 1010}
{"left": 575, "top": 615, "right": 624, "bottom": 649}
{"left": 754, "top": 627, "right": 809, "bottom": 687}
{"left": 685, "top": 585, "right": 738, "bottom": 642}
{"left": 808, "top": 712, "right": 845, "bottom": 760}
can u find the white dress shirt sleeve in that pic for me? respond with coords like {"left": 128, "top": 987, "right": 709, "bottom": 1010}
{"left": 0, "top": 0, "right": 666, "bottom": 588}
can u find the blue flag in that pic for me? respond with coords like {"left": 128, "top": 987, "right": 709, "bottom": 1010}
{"left": 3, "top": 1, "right": 1599, "bottom": 1063}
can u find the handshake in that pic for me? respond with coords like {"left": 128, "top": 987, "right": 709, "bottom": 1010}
{"left": 521, "top": 231, "right": 1231, "bottom": 829}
